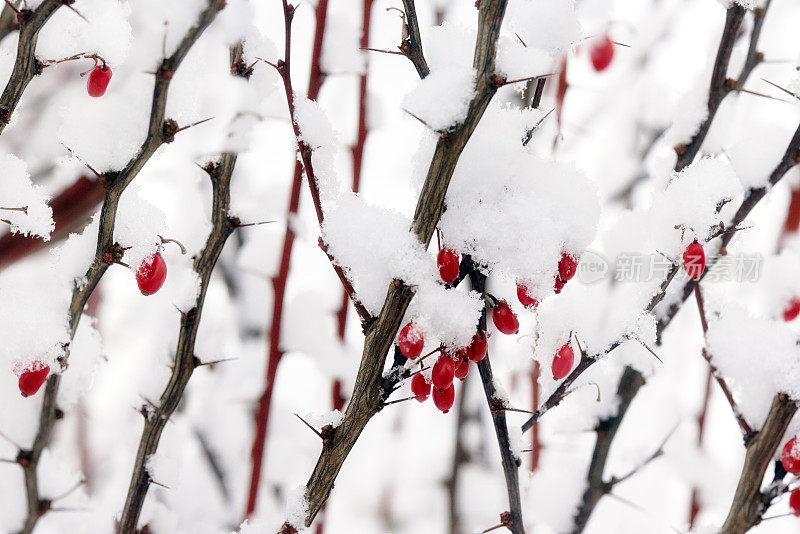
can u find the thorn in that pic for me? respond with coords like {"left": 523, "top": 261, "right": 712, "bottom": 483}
{"left": 360, "top": 47, "right": 405, "bottom": 56}
{"left": 735, "top": 87, "right": 792, "bottom": 103}
{"left": 501, "top": 72, "right": 556, "bottom": 86}
{"left": 64, "top": 3, "right": 88, "bottom": 23}
{"left": 401, "top": 108, "right": 435, "bottom": 130}
{"left": 637, "top": 339, "right": 662, "bottom": 363}
{"left": 175, "top": 116, "right": 214, "bottom": 134}
{"left": 294, "top": 413, "right": 323, "bottom": 439}
{"left": 383, "top": 394, "right": 427, "bottom": 406}
{"left": 514, "top": 32, "right": 527, "bottom": 47}
{"left": 193, "top": 356, "right": 237, "bottom": 367}
{"left": 149, "top": 478, "right": 171, "bottom": 490}
{"left": 0, "top": 206, "right": 27, "bottom": 213}
{"left": 232, "top": 220, "right": 276, "bottom": 228}
{"left": 761, "top": 78, "right": 800, "bottom": 100}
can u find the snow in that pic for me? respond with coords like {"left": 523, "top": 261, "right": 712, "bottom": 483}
{"left": 0, "top": 153, "right": 54, "bottom": 239}
{"left": 505, "top": 0, "right": 583, "bottom": 57}
{"left": 285, "top": 485, "right": 309, "bottom": 529}
{"left": 402, "top": 66, "right": 476, "bottom": 131}
{"left": 706, "top": 303, "right": 800, "bottom": 427}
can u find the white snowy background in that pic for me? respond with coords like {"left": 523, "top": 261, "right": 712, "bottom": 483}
{"left": 0, "top": 0, "right": 799, "bottom": 533}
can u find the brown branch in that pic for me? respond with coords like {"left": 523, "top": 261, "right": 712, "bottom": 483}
{"left": 0, "top": 1, "right": 19, "bottom": 43}
{"left": 446, "top": 368, "right": 473, "bottom": 534}
{"left": 0, "top": 0, "right": 65, "bottom": 135}
{"left": 674, "top": 5, "right": 745, "bottom": 171}
{"left": 521, "top": 264, "right": 680, "bottom": 433}
{"left": 245, "top": 0, "right": 331, "bottom": 519}
{"left": 720, "top": 393, "right": 798, "bottom": 534}
{"left": 400, "top": 0, "right": 429, "bottom": 79}
{"left": 276, "top": 1, "right": 509, "bottom": 530}
{"left": 571, "top": 366, "right": 646, "bottom": 533}
{"left": 657, "top": 119, "right": 800, "bottom": 339}
{"left": 119, "top": 154, "right": 237, "bottom": 532}
{"left": 16, "top": 3, "right": 225, "bottom": 534}
{"left": 735, "top": 2, "right": 769, "bottom": 87}
{"left": 694, "top": 284, "right": 754, "bottom": 439}
{"left": 469, "top": 266, "right": 524, "bottom": 534}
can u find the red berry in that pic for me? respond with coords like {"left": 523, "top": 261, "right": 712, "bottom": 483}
{"left": 558, "top": 253, "right": 578, "bottom": 282}
{"left": 136, "top": 253, "right": 168, "bottom": 295}
{"left": 782, "top": 437, "right": 800, "bottom": 474}
{"left": 437, "top": 248, "right": 460, "bottom": 283}
{"left": 682, "top": 241, "right": 705, "bottom": 280}
{"left": 18, "top": 362, "right": 50, "bottom": 397}
{"left": 466, "top": 331, "right": 487, "bottom": 362}
{"left": 492, "top": 300, "right": 519, "bottom": 335}
{"left": 790, "top": 488, "right": 800, "bottom": 516}
{"left": 516, "top": 282, "right": 539, "bottom": 308}
{"left": 783, "top": 298, "right": 800, "bottom": 322}
{"left": 432, "top": 383, "right": 455, "bottom": 413}
{"left": 454, "top": 356, "right": 469, "bottom": 381}
{"left": 432, "top": 355, "right": 456, "bottom": 390}
{"left": 398, "top": 322, "right": 424, "bottom": 358}
{"left": 552, "top": 343, "right": 574, "bottom": 380}
{"left": 411, "top": 372, "right": 431, "bottom": 402}
{"left": 590, "top": 35, "right": 614, "bottom": 71}
{"left": 554, "top": 277, "right": 566, "bottom": 294}
{"left": 87, "top": 65, "right": 112, "bottom": 97}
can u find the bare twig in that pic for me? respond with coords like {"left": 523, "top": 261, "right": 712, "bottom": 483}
{"left": 0, "top": 0, "right": 65, "bottom": 135}
{"left": 657, "top": 120, "right": 800, "bottom": 339}
{"left": 17, "top": 3, "right": 225, "bottom": 533}
{"left": 521, "top": 264, "right": 680, "bottom": 433}
{"left": 469, "top": 265, "right": 524, "bottom": 534}
{"left": 400, "top": 0, "right": 429, "bottom": 78}
{"left": 275, "top": 1, "right": 509, "bottom": 530}
{"left": 694, "top": 285, "right": 754, "bottom": 439}
{"left": 571, "top": 366, "right": 646, "bottom": 533}
{"left": 673, "top": 4, "right": 745, "bottom": 171}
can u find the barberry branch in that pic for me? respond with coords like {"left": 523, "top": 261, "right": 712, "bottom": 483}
{"left": 469, "top": 265, "right": 524, "bottom": 534}
{"left": 673, "top": 4, "right": 745, "bottom": 171}
{"left": 657, "top": 119, "right": 800, "bottom": 339}
{"left": 245, "top": 0, "right": 331, "bottom": 519}
{"left": 720, "top": 393, "right": 798, "bottom": 533}
{"left": 0, "top": 0, "right": 65, "bottom": 135}
{"left": 275, "top": 1, "right": 508, "bottom": 530}
{"left": 521, "top": 264, "right": 680, "bottom": 434}
{"left": 694, "top": 284, "right": 754, "bottom": 439}
{"left": 400, "top": 0, "right": 430, "bottom": 78}
{"left": 15, "top": 3, "right": 224, "bottom": 533}
{"left": 119, "top": 153, "right": 238, "bottom": 532}
{"left": 570, "top": 366, "right": 646, "bottom": 533}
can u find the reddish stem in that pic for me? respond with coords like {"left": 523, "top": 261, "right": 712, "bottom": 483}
{"left": 689, "top": 369, "right": 714, "bottom": 528}
{"left": 245, "top": 0, "right": 330, "bottom": 519}
{"left": 529, "top": 360, "right": 540, "bottom": 472}
{"left": 0, "top": 175, "right": 103, "bottom": 271}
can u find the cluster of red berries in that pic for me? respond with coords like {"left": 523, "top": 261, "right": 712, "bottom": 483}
{"left": 400, "top": 323, "right": 487, "bottom": 413}
{"left": 782, "top": 436, "right": 800, "bottom": 516}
